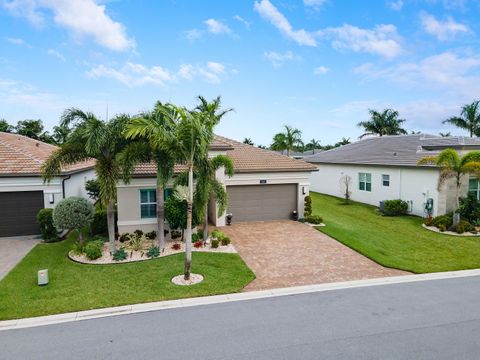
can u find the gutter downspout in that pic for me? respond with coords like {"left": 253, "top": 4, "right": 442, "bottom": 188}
{"left": 62, "top": 175, "right": 71, "bottom": 199}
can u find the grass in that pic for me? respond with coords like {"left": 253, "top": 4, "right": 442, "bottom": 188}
{"left": 311, "top": 192, "right": 480, "bottom": 274}
{"left": 0, "top": 234, "right": 255, "bottom": 320}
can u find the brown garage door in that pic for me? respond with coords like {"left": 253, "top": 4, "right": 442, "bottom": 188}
{"left": 0, "top": 191, "right": 44, "bottom": 237}
{"left": 227, "top": 184, "right": 297, "bottom": 222}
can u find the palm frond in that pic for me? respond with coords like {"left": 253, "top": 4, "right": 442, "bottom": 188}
{"left": 41, "top": 143, "right": 90, "bottom": 182}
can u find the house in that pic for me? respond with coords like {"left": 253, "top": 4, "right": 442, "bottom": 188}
{"left": 275, "top": 149, "right": 323, "bottom": 159}
{"left": 116, "top": 136, "right": 317, "bottom": 234}
{"left": 305, "top": 134, "right": 480, "bottom": 217}
{"left": 0, "top": 132, "right": 95, "bottom": 237}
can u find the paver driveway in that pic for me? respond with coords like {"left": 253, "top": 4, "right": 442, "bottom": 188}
{"left": 0, "top": 236, "right": 39, "bottom": 280}
{"left": 221, "top": 221, "right": 408, "bottom": 291}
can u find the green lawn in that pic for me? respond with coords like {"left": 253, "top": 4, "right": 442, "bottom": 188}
{"left": 0, "top": 236, "right": 255, "bottom": 320}
{"left": 312, "top": 192, "right": 480, "bottom": 274}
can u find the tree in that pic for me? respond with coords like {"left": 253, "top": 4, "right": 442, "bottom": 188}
{"left": 85, "top": 179, "right": 101, "bottom": 204}
{"left": 418, "top": 149, "right": 480, "bottom": 225}
{"left": 306, "top": 139, "right": 321, "bottom": 154}
{"left": 357, "top": 109, "right": 407, "bottom": 139}
{"left": 340, "top": 175, "right": 352, "bottom": 204}
{"left": 270, "top": 125, "right": 303, "bottom": 156}
{"left": 335, "top": 137, "right": 351, "bottom": 147}
{"left": 52, "top": 197, "right": 94, "bottom": 244}
{"left": 0, "top": 119, "right": 13, "bottom": 133}
{"left": 122, "top": 102, "right": 176, "bottom": 251}
{"left": 243, "top": 137, "right": 254, "bottom": 145}
{"left": 42, "top": 108, "right": 129, "bottom": 253}
{"left": 439, "top": 132, "right": 451, "bottom": 137}
{"left": 443, "top": 101, "right": 480, "bottom": 137}
{"left": 51, "top": 124, "right": 72, "bottom": 145}
{"left": 15, "top": 119, "right": 44, "bottom": 139}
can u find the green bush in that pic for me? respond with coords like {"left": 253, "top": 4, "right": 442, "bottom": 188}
{"left": 221, "top": 237, "right": 231, "bottom": 246}
{"left": 133, "top": 229, "right": 144, "bottom": 237}
{"left": 305, "top": 215, "right": 323, "bottom": 224}
{"left": 452, "top": 220, "right": 474, "bottom": 234}
{"left": 119, "top": 233, "right": 130, "bottom": 242}
{"left": 432, "top": 215, "right": 453, "bottom": 230}
{"left": 112, "top": 248, "right": 127, "bottom": 261}
{"left": 165, "top": 196, "right": 200, "bottom": 231}
{"left": 84, "top": 240, "right": 104, "bottom": 260}
{"left": 36, "top": 208, "right": 57, "bottom": 242}
{"left": 53, "top": 197, "right": 94, "bottom": 240}
{"left": 191, "top": 233, "right": 200, "bottom": 242}
{"left": 211, "top": 239, "right": 219, "bottom": 248}
{"left": 382, "top": 199, "right": 409, "bottom": 216}
{"left": 458, "top": 193, "right": 480, "bottom": 223}
{"left": 304, "top": 196, "right": 312, "bottom": 217}
{"left": 211, "top": 229, "right": 226, "bottom": 240}
{"left": 90, "top": 210, "right": 107, "bottom": 236}
{"left": 145, "top": 231, "right": 157, "bottom": 240}
{"left": 146, "top": 246, "right": 160, "bottom": 258}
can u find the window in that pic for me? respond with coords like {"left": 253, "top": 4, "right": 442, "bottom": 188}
{"left": 359, "top": 173, "right": 372, "bottom": 192}
{"left": 140, "top": 189, "right": 173, "bottom": 219}
{"left": 469, "top": 178, "right": 480, "bottom": 200}
{"left": 382, "top": 174, "right": 390, "bottom": 187}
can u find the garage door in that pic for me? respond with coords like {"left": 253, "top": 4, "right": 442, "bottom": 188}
{"left": 227, "top": 184, "right": 297, "bottom": 222}
{"left": 0, "top": 191, "right": 44, "bottom": 237}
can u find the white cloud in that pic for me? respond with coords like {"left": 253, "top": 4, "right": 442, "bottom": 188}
{"left": 0, "top": 78, "right": 61, "bottom": 111}
{"left": 178, "top": 61, "right": 227, "bottom": 84}
{"left": 204, "top": 18, "right": 231, "bottom": 34}
{"left": 314, "top": 65, "right": 329, "bottom": 75}
{"left": 5, "top": 37, "right": 30, "bottom": 46}
{"left": 264, "top": 50, "right": 301, "bottom": 67}
{"left": 320, "top": 24, "right": 403, "bottom": 58}
{"left": 3, "top": 0, "right": 134, "bottom": 51}
{"left": 233, "top": 15, "right": 250, "bottom": 29}
{"left": 420, "top": 13, "right": 470, "bottom": 41}
{"left": 388, "top": 0, "right": 404, "bottom": 11}
{"left": 184, "top": 29, "right": 203, "bottom": 41}
{"left": 254, "top": 0, "right": 317, "bottom": 46}
{"left": 47, "top": 49, "right": 66, "bottom": 62}
{"left": 303, "top": 0, "right": 327, "bottom": 10}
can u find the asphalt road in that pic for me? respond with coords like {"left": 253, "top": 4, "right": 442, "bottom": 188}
{"left": 2, "top": 276, "right": 480, "bottom": 359}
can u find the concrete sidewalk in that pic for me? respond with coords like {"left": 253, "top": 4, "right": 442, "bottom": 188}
{"left": 0, "top": 236, "right": 39, "bottom": 280}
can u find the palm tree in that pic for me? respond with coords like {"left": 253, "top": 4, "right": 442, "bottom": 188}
{"left": 439, "top": 132, "right": 451, "bottom": 137}
{"left": 357, "top": 109, "right": 407, "bottom": 139}
{"left": 243, "top": 137, "right": 254, "bottom": 145}
{"left": 271, "top": 125, "right": 303, "bottom": 156}
{"left": 443, "top": 101, "right": 480, "bottom": 137}
{"left": 42, "top": 108, "right": 129, "bottom": 252}
{"left": 306, "top": 138, "right": 321, "bottom": 154}
{"left": 121, "top": 103, "right": 176, "bottom": 251}
{"left": 417, "top": 148, "right": 480, "bottom": 225}
{"left": 335, "top": 137, "right": 351, "bottom": 147}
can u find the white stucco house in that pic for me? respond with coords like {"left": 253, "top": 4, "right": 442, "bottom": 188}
{"left": 0, "top": 132, "right": 95, "bottom": 237}
{"left": 305, "top": 134, "right": 480, "bottom": 217}
{"left": 116, "top": 136, "right": 317, "bottom": 234}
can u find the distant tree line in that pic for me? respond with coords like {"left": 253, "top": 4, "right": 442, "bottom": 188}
{"left": 0, "top": 118, "right": 71, "bottom": 145}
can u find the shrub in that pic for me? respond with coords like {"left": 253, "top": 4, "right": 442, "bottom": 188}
{"left": 211, "top": 239, "right": 219, "bottom": 248}
{"left": 211, "top": 229, "right": 226, "bottom": 240}
{"left": 432, "top": 215, "right": 453, "bottom": 230}
{"left": 90, "top": 210, "right": 107, "bottom": 236}
{"left": 112, "top": 248, "right": 127, "bottom": 261}
{"left": 53, "top": 197, "right": 94, "bottom": 242}
{"left": 171, "top": 243, "right": 181, "bottom": 250}
{"left": 84, "top": 240, "right": 104, "bottom": 260}
{"left": 193, "top": 241, "right": 203, "bottom": 248}
{"left": 458, "top": 193, "right": 480, "bottom": 223}
{"left": 305, "top": 215, "right": 323, "bottom": 224}
{"left": 36, "top": 208, "right": 57, "bottom": 241}
{"left": 145, "top": 231, "right": 157, "bottom": 240}
{"left": 171, "top": 230, "right": 181, "bottom": 239}
{"left": 438, "top": 224, "right": 446, "bottom": 232}
{"left": 451, "top": 220, "right": 474, "bottom": 234}
{"left": 423, "top": 216, "right": 433, "bottom": 226}
{"left": 85, "top": 179, "right": 100, "bottom": 203}
{"left": 127, "top": 234, "right": 145, "bottom": 251}
{"left": 304, "top": 196, "right": 312, "bottom": 217}
{"left": 119, "top": 233, "right": 130, "bottom": 243}
{"left": 165, "top": 196, "right": 201, "bottom": 231}
{"left": 146, "top": 246, "right": 160, "bottom": 258}
{"left": 382, "top": 199, "right": 409, "bottom": 216}
{"left": 191, "top": 233, "right": 200, "bottom": 242}
{"left": 221, "top": 237, "right": 231, "bottom": 246}
{"left": 72, "top": 241, "right": 86, "bottom": 255}
{"left": 133, "top": 229, "right": 144, "bottom": 237}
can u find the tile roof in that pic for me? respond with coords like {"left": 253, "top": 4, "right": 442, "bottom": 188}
{"left": 304, "top": 134, "right": 480, "bottom": 168}
{"left": 132, "top": 135, "right": 317, "bottom": 175}
{"left": 0, "top": 132, "right": 94, "bottom": 176}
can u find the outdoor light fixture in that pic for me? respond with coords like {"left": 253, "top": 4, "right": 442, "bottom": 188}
{"left": 48, "top": 193, "right": 54, "bottom": 204}
{"left": 226, "top": 213, "right": 233, "bottom": 225}
{"left": 302, "top": 186, "right": 306, "bottom": 195}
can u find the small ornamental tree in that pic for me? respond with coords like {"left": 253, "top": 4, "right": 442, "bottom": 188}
{"left": 53, "top": 197, "right": 94, "bottom": 244}
{"left": 304, "top": 196, "right": 312, "bottom": 217}
{"left": 36, "top": 208, "right": 57, "bottom": 241}
{"left": 340, "top": 175, "right": 352, "bottom": 204}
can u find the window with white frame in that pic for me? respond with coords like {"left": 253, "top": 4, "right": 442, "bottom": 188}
{"left": 359, "top": 173, "right": 372, "bottom": 192}
{"left": 382, "top": 174, "right": 390, "bottom": 187}
{"left": 468, "top": 178, "right": 480, "bottom": 200}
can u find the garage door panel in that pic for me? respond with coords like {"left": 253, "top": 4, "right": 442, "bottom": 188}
{"left": 0, "top": 191, "right": 44, "bottom": 237}
{"left": 227, "top": 184, "right": 297, "bottom": 222}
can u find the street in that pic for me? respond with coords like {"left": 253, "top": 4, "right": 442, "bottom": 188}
{"left": 2, "top": 275, "right": 480, "bottom": 359}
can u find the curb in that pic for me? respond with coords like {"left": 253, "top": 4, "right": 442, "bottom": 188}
{"left": 2, "top": 268, "right": 480, "bottom": 331}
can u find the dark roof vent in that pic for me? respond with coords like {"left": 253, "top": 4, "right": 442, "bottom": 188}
{"left": 393, "top": 152, "right": 397, "bottom": 156}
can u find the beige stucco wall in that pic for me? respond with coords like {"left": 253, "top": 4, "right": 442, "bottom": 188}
{"left": 437, "top": 175, "right": 469, "bottom": 215}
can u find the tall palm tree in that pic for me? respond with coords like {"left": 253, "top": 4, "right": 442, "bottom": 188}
{"left": 306, "top": 138, "right": 321, "bottom": 153}
{"left": 42, "top": 108, "right": 129, "bottom": 252}
{"left": 121, "top": 103, "right": 176, "bottom": 251}
{"left": 357, "top": 109, "right": 407, "bottom": 139}
{"left": 418, "top": 148, "right": 480, "bottom": 225}
{"left": 443, "top": 101, "right": 480, "bottom": 137}
{"left": 271, "top": 125, "right": 303, "bottom": 156}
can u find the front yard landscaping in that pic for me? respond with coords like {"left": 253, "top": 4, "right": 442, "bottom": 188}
{"left": 312, "top": 192, "right": 480, "bottom": 273}
{"left": 0, "top": 233, "right": 255, "bottom": 321}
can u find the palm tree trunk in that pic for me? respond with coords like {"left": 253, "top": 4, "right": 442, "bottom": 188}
{"left": 453, "top": 176, "right": 461, "bottom": 226}
{"left": 156, "top": 169, "right": 166, "bottom": 251}
{"left": 107, "top": 200, "right": 116, "bottom": 253}
{"left": 203, "top": 202, "right": 209, "bottom": 243}
{"left": 184, "top": 165, "right": 193, "bottom": 280}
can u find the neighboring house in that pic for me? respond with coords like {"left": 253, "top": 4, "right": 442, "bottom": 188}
{"left": 305, "top": 135, "right": 480, "bottom": 217}
{"left": 116, "top": 136, "right": 317, "bottom": 234}
{"left": 275, "top": 149, "right": 323, "bottom": 159}
{"left": 0, "top": 132, "right": 95, "bottom": 237}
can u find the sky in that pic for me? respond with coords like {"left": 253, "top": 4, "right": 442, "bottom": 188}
{"left": 1, "top": 0, "right": 480, "bottom": 146}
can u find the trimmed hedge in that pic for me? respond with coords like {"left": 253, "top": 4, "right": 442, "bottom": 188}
{"left": 36, "top": 208, "right": 57, "bottom": 242}
{"left": 383, "top": 200, "right": 408, "bottom": 216}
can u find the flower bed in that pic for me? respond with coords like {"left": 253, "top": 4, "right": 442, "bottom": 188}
{"left": 422, "top": 224, "right": 480, "bottom": 237}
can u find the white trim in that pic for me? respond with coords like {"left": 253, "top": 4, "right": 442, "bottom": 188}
{"left": 117, "top": 219, "right": 157, "bottom": 226}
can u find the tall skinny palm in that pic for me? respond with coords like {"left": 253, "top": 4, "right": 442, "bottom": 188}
{"left": 271, "top": 125, "right": 303, "bottom": 156}
{"left": 42, "top": 108, "right": 129, "bottom": 252}
{"left": 358, "top": 109, "right": 407, "bottom": 139}
{"left": 121, "top": 104, "right": 176, "bottom": 251}
{"left": 443, "top": 101, "right": 480, "bottom": 137}
{"left": 418, "top": 148, "right": 480, "bottom": 225}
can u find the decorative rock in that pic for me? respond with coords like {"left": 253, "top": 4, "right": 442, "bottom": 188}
{"left": 171, "top": 273, "right": 204, "bottom": 286}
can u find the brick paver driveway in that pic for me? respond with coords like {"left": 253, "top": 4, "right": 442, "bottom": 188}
{"left": 221, "top": 221, "right": 408, "bottom": 291}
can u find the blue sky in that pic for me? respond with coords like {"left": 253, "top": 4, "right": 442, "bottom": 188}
{"left": 1, "top": 0, "right": 480, "bottom": 146}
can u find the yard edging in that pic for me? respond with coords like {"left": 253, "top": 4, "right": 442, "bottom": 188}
{"left": 3, "top": 268, "right": 480, "bottom": 331}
